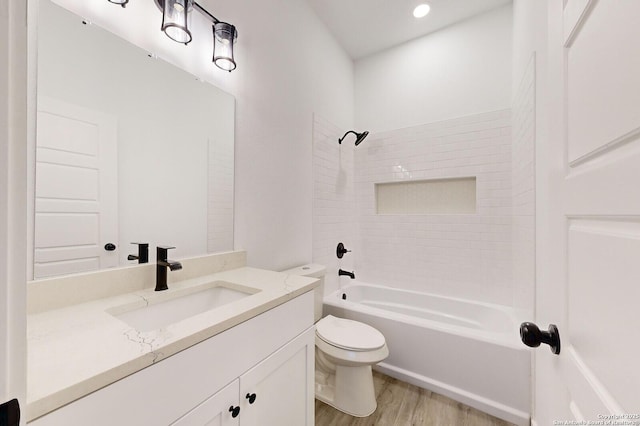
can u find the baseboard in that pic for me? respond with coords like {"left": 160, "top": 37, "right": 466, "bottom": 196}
{"left": 375, "top": 362, "right": 530, "bottom": 426}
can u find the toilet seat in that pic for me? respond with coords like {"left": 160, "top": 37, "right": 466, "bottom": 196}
{"left": 316, "top": 315, "right": 386, "bottom": 351}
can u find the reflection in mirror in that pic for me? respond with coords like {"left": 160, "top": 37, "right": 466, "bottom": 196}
{"left": 32, "top": 0, "right": 235, "bottom": 280}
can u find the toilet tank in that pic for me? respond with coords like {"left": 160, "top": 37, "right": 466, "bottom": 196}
{"left": 281, "top": 264, "right": 326, "bottom": 322}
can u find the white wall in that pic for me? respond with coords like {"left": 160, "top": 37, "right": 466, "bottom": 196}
{"left": 512, "top": 0, "right": 542, "bottom": 97}
{"left": 312, "top": 115, "right": 356, "bottom": 296}
{"left": 511, "top": 0, "right": 548, "bottom": 313}
{"left": 47, "top": 0, "right": 355, "bottom": 271}
{"left": 213, "top": 0, "right": 355, "bottom": 270}
{"left": 353, "top": 111, "right": 514, "bottom": 305}
{"left": 312, "top": 110, "right": 516, "bottom": 306}
{"left": 355, "top": 4, "right": 512, "bottom": 133}
{"left": 511, "top": 53, "right": 535, "bottom": 312}
{"left": 325, "top": 4, "right": 516, "bottom": 306}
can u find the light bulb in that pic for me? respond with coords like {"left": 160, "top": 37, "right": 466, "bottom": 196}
{"left": 413, "top": 3, "right": 431, "bottom": 18}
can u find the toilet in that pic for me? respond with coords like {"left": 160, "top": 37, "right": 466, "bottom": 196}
{"left": 282, "top": 264, "right": 389, "bottom": 417}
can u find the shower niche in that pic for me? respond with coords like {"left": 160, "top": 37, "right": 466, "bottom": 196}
{"left": 375, "top": 177, "right": 477, "bottom": 215}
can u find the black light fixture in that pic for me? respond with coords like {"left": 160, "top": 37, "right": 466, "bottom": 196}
{"left": 161, "top": 0, "right": 193, "bottom": 44}
{"left": 108, "top": 0, "right": 129, "bottom": 7}
{"left": 110, "top": 0, "right": 238, "bottom": 72}
{"left": 338, "top": 130, "right": 369, "bottom": 146}
{"left": 213, "top": 22, "right": 237, "bottom": 72}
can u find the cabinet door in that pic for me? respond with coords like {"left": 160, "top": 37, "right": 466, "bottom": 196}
{"left": 239, "top": 327, "right": 315, "bottom": 426}
{"left": 172, "top": 379, "right": 240, "bottom": 426}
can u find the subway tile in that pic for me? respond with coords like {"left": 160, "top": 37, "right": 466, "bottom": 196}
{"left": 313, "top": 109, "right": 533, "bottom": 308}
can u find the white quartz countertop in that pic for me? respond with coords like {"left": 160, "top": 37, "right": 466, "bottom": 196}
{"left": 27, "top": 266, "right": 318, "bottom": 421}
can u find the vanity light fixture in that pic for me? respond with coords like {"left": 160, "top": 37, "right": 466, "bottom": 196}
{"left": 161, "top": 0, "right": 193, "bottom": 44}
{"left": 213, "top": 22, "right": 238, "bottom": 71}
{"left": 108, "top": 0, "right": 238, "bottom": 72}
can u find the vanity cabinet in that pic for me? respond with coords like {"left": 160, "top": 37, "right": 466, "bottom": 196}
{"left": 173, "top": 328, "right": 314, "bottom": 426}
{"left": 29, "top": 291, "right": 315, "bottom": 426}
{"left": 172, "top": 380, "right": 240, "bottom": 426}
{"left": 238, "top": 329, "right": 312, "bottom": 426}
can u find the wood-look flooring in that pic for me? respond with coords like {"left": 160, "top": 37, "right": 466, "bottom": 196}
{"left": 315, "top": 371, "right": 515, "bottom": 426}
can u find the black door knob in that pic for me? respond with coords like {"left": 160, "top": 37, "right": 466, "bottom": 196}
{"left": 0, "top": 399, "right": 20, "bottom": 426}
{"left": 246, "top": 393, "right": 257, "bottom": 404}
{"left": 104, "top": 243, "right": 116, "bottom": 251}
{"left": 229, "top": 406, "right": 240, "bottom": 418}
{"left": 520, "top": 322, "right": 561, "bottom": 355}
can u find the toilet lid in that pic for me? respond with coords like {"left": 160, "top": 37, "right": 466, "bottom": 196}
{"left": 316, "top": 315, "right": 386, "bottom": 351}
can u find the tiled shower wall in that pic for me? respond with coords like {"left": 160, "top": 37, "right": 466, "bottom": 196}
{"left": 353, "top": 110, "right": 513, "bottom": 306}
{"left": 312, "top": 115, "right": 356, "bottom": 296}
{"left": 511, "top": 55, "right": 536, "bottom": 311}
{"left": 312, "top": 108, "right": 535, "bottom": 308}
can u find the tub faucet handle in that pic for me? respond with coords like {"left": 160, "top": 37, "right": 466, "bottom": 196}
{"left": 336, "top": 242, "right": 351, "bottom": 259}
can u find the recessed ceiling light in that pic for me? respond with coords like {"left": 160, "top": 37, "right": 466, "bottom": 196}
{"left": 413, "top": 3, "right": 431, "bottom": 18}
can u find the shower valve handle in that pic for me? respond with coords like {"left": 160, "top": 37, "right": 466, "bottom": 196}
{"left": 519, "top": 322, "right": 561, "bottom": 355}
{"left": 336, "top": 242, "right": 351, "bottom": 259}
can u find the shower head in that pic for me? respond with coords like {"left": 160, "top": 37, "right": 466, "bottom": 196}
{"left": 354, "top": 131, "right": 369, "bottom": 146}
{"left": 338, "top": 130, "right": 369, "bottom": 146}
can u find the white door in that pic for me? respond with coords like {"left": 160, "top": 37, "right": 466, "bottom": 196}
{"left": 239, "top": 328, "right": 315, "bottom": 426}
{"left": 34, "top": 97, "right": 118, "bottom": 279}
{"left": 534, "top": 1, "right": 640, "bottom": 423}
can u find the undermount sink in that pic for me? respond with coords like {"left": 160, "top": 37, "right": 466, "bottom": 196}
{"left": 110, "top": 281, "right": 258, "bottom": 332}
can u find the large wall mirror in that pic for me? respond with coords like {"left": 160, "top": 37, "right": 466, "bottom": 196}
{"left": 31, "top": 0, "right": 235, "bottom": 280}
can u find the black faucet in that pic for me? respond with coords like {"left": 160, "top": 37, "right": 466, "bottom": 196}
{"left": 338, "top": 269, "right": 355, "bottom": 279}
{"left": 127, "top": 242, "right": 149, "bottom": 264}
{"left": 156, "top": 246, "right": 182, "bottom": 291}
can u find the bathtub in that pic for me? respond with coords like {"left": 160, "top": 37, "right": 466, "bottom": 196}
{"left": 322, "top": 282, "right": 531, "bottom": 426}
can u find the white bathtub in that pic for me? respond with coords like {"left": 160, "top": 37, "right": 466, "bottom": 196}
{"left": 322, "top": 282, "right": 531, "bottom": 426}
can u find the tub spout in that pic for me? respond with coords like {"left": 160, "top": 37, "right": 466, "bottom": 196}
{"left": 338, "top": 269, "right": 355, "bottom": 279}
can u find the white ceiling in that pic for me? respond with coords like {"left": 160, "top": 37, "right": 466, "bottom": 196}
{"left": 306, "top": 0, "right": 512, "bottom": 60}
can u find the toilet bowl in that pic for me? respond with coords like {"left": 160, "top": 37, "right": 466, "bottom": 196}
{"left": 282, "top": 264, "right": 389, "bottom": 417}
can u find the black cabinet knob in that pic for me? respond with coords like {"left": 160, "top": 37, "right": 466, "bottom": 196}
{"left": 245, "top": 393, "right": 257, "bottom": 404}
{"left": 520, "top": 322, "right": 561, "bottom": 355}
{"left": 104, "top": 243, "right": 116, "bottom": 251}
{"left": 229, "top": 405, "right": 240, "bottom": 418}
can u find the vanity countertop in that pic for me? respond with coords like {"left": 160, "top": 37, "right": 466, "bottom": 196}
{"left": 26, "top": 266, "right": 318, "bottom": 421}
